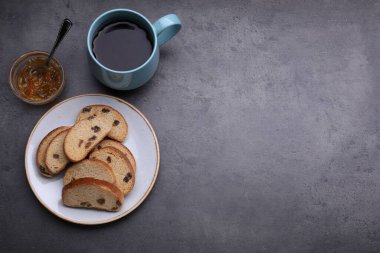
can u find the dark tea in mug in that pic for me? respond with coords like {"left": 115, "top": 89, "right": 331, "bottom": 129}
{"left": 92, "top": 21, "right": 153, "bottom": 71}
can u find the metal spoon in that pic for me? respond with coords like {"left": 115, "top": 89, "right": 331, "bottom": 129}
{"left": 33, "top": 18, "right": 72, "bottom": 74}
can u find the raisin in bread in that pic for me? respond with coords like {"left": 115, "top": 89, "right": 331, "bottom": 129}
{"left": 63, "top": 159, "right": 116, "bottom": 186}
{"left": 64, "top": 114, "right": 112, "bottom": 162}
{"left": 89, "top": 147, "right": 135, "bottom": 196}
{"left": 37, "top": 126, "right": 70, "bottom": 177}
{"left": 95, "top": 139, "right": 136, "bottom": 172}
{"left": 45, "top": 129, "right": 71, "bottom": 175}
{"left": 62, "top": 178, "right": 124, "bottom": 212}
{"left": 77, "top": 105, "right": 128, "bottom": 142}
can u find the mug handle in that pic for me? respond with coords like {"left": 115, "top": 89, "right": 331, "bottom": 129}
{"left": 153, "top": 14, "right": 181, "bottom": 47}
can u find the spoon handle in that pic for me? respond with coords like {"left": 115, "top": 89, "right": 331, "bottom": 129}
{"left": 47, "top": 18, "right": 72, "bottom": 64}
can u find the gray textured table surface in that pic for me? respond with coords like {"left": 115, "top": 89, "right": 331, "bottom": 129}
{"left": 1, "top": 0, "right": 380, "bottom": 252}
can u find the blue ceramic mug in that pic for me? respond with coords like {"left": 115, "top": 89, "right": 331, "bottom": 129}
{"left": 87, "top": 9, "right": 181, "bottom": 90}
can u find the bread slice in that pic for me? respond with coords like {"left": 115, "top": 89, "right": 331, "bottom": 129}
{"left": 62, "top": 178, "right": 124, "bottom": 212}
{"left": 37, "top": 126, "right": 70, "bottom": 177}
{"left": 89, "top": 147, "right": 135, "bottom": 196}
{"left": 64, "top": 114, "right": 113, "bottom": 162}
{"left": 76, "top": 105, "right": 128, "bottom": 142}
{"left": 45, "top": 129, "right": 71, "bottom": 175}
{"left": 63, "top": 159, "right": 116, "bottom": 186}
{"left": 95, "top": 139, "right": 136, "bottom": 172}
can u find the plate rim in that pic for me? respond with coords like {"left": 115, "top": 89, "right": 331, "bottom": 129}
{"left": 25, "top": 93, "right": 160, "bottom": 225}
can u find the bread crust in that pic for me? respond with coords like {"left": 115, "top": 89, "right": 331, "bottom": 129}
{"left": 63, "top": 177, "right": 124, "bottom": 199}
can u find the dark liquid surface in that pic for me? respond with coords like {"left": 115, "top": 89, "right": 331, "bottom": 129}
{"left": 92, "top": 21, "right": 153, "bottom": 71}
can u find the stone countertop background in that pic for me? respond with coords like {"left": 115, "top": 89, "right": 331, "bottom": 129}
{"left": 1, "top": 0, "right": 380, "bottom": 252}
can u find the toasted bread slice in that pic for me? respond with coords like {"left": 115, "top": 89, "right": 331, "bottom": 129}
{"left": 64, "top": 114, "right": 112, "bottom": 162}
{"left": 45, "top": 129, "right": 71, "bottom": 175}
{"left": 77, "top": 105, "right": 128, "bottom": 142}
{"left": 62, "top": 178, "right": 124, "bottom": 212}
{"left": 89, "top": 147, "right": 135, "bottom": 196}
{"left": 63, "top": 159, "right": 116, "bottom": 186}
{"left": 37, "top": 126, "right": 70, "bottom": 177}
{"left": 95, "top": 139, "right": 136, "bottom": 172}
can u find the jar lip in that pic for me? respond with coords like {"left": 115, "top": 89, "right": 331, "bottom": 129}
{"left": 9, "top": 51, "right": 65, "bottom": 105}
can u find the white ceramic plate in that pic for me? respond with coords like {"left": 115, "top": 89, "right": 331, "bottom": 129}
{"left": 25, "top": 94, "right": 159, "bottom": 225}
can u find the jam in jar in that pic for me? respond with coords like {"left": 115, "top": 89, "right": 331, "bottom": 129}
{"left": 17, "top": 56, "right": 63, "bottom": 101}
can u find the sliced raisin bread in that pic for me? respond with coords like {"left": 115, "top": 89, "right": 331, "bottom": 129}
{"left": 45, "top": 129, "right": 71, "bottom": 175}
{"left": 62, "top": 178, "right": 124, "bottom": 212}
{"left": 77, "top": 105, "right": 128, "bottom": 142}
{"left": 89, "top": 147, "right": 135, "bottom": 196}
{"left": 63, "top": 159, "right": 116, "bottom": 186}
{"left": 95, "top": 139, "right": 136, "bottom": 172}
{"left": 37, "top": 126, "right": 70, "bottom": 177}
{"left": 64, "top": 114, "right": 112, "bottom": 162}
